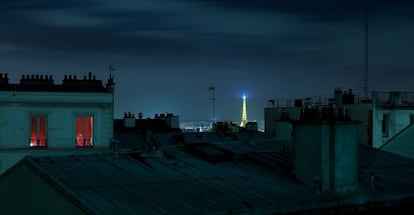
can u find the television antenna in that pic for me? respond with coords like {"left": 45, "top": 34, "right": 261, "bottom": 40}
{"left": 109, "top": 65, "right": 115, "bottom": 79}
{"left": 363, "top": 0, "right": 369, "bottom": 98}
{"left": 208, "top": 85, "right": 216, "bottom": 122}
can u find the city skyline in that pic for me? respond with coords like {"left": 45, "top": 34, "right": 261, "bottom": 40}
{"left": 1, "top": 0, "right": 414, "bottom": 122}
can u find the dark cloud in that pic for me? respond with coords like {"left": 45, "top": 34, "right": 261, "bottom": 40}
{"left": 188, "top": 0, "right": 414, "bottom": 22}
{"left": 1, "top": 0, "right": 413, "bottom": 121}
{"left": 0, "top": 0, "right": 88, "bottom": 10}
{"left": 187, "top": 0, "right": 361, "bottom": 22}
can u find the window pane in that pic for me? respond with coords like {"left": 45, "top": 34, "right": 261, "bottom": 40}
{"left": 76, "top": 116, "right": 93, "bottom": 147}
{"left": 85, "top": 116, "right": 93, "bottom": 146}
{"left": 39, "top": 117, "right": 46, "bottom": 146}
{"left": 30, "top": 117, "right": 38, "bottom": 146}
{"left": 76, "top": 117, "right": 84, "bottom": 146}
{"left": 30, "top": 116, "right": 47, "bottom": 147}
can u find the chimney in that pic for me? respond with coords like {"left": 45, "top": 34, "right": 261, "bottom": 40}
{"left": 293, "top": 113, "right": 359, "bottom": 192}
{"left": 123, "top": 112, "right": 135, "bottom": 128}
{"left": 0, "top": 73, "right": 9, "bottom": 85}
{"left": 334, "top": 88, "right": 343, "bottom": 105}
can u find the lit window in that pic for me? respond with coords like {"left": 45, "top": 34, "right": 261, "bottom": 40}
{"left": 76, "top": 116, "right": 93, "bottom": 147}
{"left": 30, "top": 116, "right": 47, "bottom": 147}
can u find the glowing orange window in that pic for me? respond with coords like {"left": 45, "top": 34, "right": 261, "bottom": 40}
{"left": 30, "top": 116, "right": 47, "bottom": 147}
{"left": 76, "top": 116, "right": 93, "bottom": 147}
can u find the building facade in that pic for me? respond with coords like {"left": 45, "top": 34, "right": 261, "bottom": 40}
{"left": 265, "top": 89, "right": 414, "bottom": 149}
{"left": 0, "top": 72, "right": 114, "bottom": 172}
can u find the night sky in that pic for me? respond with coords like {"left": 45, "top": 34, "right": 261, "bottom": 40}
{"left": 1, "top": 0, "right": 413, "bottom": 122}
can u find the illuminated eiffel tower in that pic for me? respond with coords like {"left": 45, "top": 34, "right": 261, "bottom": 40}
{"left": 240, "top": 94, "right": 248, "bottom": 127}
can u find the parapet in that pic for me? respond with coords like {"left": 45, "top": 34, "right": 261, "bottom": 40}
{"left": 20, "top": 74, "right": 54, "bottom": 88}
{"left": 0, "top": 72, "right": 113, "bottom": 93}
{"left": 62, "top": 72, "right": 106, "bottom": 92}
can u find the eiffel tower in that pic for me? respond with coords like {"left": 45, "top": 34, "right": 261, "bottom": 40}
{"left": 240, "top": 94, "right": 248, "bottom": 127}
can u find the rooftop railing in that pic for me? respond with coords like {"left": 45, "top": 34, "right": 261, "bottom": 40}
{"left": 267, "top": 91, "right": 414, "bottom": 108}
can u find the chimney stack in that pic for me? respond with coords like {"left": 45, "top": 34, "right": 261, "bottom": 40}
{"left": 293, "top": 109, "right": 359, "bottom": 192}
{"left": 123, "top": 112, "right": 135, "bottom": 128}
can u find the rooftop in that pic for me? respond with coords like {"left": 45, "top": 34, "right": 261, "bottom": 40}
{"left": 4, "top": 139, "right": 414, "bottom": 214}
{"left": 266, "top": 89, "right": 414, "bottom": 108}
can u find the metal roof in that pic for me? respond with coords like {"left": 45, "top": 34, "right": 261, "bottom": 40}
{"left": 15, "top": 142, "right": 414, "bottom": 214}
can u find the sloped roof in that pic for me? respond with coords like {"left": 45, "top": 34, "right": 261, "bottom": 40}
{"left": 6, "top": 142, "right": 414, "bottom": 214}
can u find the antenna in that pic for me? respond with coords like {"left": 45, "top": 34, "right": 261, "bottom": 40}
{"left": 109, "top": 65, "right": 115, "bottom": 79}
{"left": 363, "top": 0, "right": 369, "bottom": 98}
{"left": 208, "top": 86, "right": 216, "bottom": 122}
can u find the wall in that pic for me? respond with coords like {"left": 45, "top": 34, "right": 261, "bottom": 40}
{"left": 293, "top": 122, "right": 331, "bottom": 190}
{"left": 341, "top": 103, "right": 372, "bottom": 146}
{"left": 274, "top": 120, "right": 293, "bottom": 139}
{"left": 381, "top": 123, "right": 414, "bottom": 160}
{"left": 293, "top": 121, "right": 359, "bottom": 192}
{"left": 372, "top": 108, "right": 414, "bottom": 148}
{"left": 330, "top": 122, "right": 359, "bottom": 192}
{"left": 0, "top": 91, "right": 113, "bottom": 149}
{"left": 264, "top": 107, "right": 301, "bottom": 137}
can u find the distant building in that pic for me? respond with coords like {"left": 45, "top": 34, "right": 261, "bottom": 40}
{"left": 0, "top": 72, "right": 115, "bottom": 173}
{"left": 212, "top": 121, "right": 239, "bottom": 133}
{"left": 243, "top": 121, "right": 258, "bottom": 132}
{"left": 265, "top": 89, "right": 414, "bottom": 152}
{"left": 115, "top": 112, "right": 180, "bottom": 132}
{"left": 154, "top": 113, "right": 180, "bottom": 129}
{"left": 112, "top": 112, "right": 181, "bottom": 151}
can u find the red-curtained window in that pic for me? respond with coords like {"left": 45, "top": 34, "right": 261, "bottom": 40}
{"left": 30, "top": 116, "right": 47, "bottom": 147}
{"left": 76, "top": 116, "right": 93, "bottom": 147}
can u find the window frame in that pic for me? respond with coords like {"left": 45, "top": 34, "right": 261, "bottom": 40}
{"left": 75, "top": 114, "right": 94, "bottom": 148}
{"left": 29, "top": 115, "right": 48, "bottom": 148}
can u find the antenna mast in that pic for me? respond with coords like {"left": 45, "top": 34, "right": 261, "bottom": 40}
{"left": 109, "top": 64, "right": 115, "bottom": 79}
{"left": 363, "top": 0, "right": 369, "bottom": 98}
{"left": 208, "top": 86, "right": 216, "bottom": 122}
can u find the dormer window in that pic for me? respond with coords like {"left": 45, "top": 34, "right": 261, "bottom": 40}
{"left": 76, "top": 115, "right": 93, "bottom": 147}
{"left": 30, "top": 116, "right": 47, "bottom": 147}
